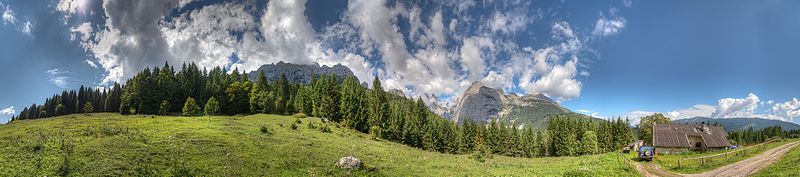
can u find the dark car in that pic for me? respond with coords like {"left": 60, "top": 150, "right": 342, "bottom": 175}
{"left": 638, "top": 146, "right": 655, "bottom": 161}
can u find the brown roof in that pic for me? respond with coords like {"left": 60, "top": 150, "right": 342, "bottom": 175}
{"left": 653, "top": 124, "right": 732, "bottom": 148}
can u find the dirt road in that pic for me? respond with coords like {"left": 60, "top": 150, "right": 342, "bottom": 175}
{"left": 634, "top": 141, "right": 800, "bottom": 177}
{"left": 684, "top": 141, "right": 799, "bottom": 177}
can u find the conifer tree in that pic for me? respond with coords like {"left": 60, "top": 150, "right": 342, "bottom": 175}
{"left": 274, "top": 74, "right": 289, "bottom": 114}
{"left": 182, "top": 97, "right": 200, "bottom": 116}
{"left": 581, "top": 131, "right": 599, "bottom": 155}
{"left": 368, "top": 76, "right": 388, "bottom": 133}
{"left": 339, "top": 76, "right": 369, "bottom": 132}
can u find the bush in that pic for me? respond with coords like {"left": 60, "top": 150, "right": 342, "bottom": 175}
{"left": 292, "top": 113, "right": 307, "bottom": 118}
{"left": 182, "top": 97, "right": 201, "bottom": 116}
{"left": 563, "top": 169, "right": 591, "bottom": 177}
{"left": 290, "top": 123, "right": 298, "bottom": 130}
{"left": 307, "top": 122, "right": 317, "bottom": 129}
{"left": 295, "top": 119, "right": 302, "bottom": 124}
{"left": 260, "top": 126, "right": 270, "bottom": 134}
{"left": 319, "top": 124, "right": 331, "bottom": 133}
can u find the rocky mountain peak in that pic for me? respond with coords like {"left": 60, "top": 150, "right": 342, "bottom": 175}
{"left": 247, "top": 62, "right": 356, "bottom": 84}
{"left": 449, "top": 81, "right": 570, "bottom": 128}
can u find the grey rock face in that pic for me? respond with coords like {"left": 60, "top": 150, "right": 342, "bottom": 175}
{"left": 422, "top": 93, "right": 452, "bottom": 119}
{"left": 449, "top": 81, "right": 569, "bottom": 126}
{"left": 388, "top": 89, "right": 405, "bottom": 97}
{"left": 246, "top": 61, "right": 356, "bottom": 84}
{"left": 451, "top": 81, "right": 505, "bottom": 124}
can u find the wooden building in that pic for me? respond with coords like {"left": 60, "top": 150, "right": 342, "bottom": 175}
{"left": 652, "top": 124, "right": 732, "bottom": 154}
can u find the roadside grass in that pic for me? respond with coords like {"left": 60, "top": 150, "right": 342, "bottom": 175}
{"left": 652, "top": 139, "right": 795, "bottom": 174}
{"left": 752, "top": 142, "right": 800, "bottom": 177}
{"left": 0, "top": 113, "right": 641, "bottom": 176}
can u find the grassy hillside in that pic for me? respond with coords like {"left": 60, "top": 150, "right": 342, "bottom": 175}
{"left": 753, "top": 144, "right": 800, "bottom": 177}
{"left": 0, "top": 113, "right": 639, "bottom": 176}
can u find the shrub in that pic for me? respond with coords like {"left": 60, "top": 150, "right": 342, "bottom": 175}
{"left": 563, "top": 169, "right": 591, "bottom": 177}
{"left": 260, "top": 126, "right": 270, "bottom": 134}
{"left": 319, "top": 124, "right": 331, "bottom": 133}
{"left": 204, "top": 97, "right": 220, "bottom": 116}
{"left": 182, "top": 97, "right": 201, "bottom": 116}
{"left": 295, "top": 118, "right": 302, "bottom": 124}
{"left": 290, "top": 123, "right": 298, "bottom": 130}
{"left": 292, "top": 113, "right": 307, "bottom": 118}
{"left": 307, "top": 122, "right": 317, "bottom": 129}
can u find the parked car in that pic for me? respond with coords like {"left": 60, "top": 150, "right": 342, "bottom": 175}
{"left": 638, "top": 146, "right": 655, "bottom": 161}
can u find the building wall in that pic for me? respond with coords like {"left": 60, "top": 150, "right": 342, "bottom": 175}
{"left": 655, "top": 147, "right": 689, "bottom": 154}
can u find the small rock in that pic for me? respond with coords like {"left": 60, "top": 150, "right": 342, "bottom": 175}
{"left": 335, "top": 156, "right": 362, "bottom": 169}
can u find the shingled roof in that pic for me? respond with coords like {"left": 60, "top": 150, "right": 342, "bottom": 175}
{"left": 653, "top": 124, "right": 732, "bottom": 148}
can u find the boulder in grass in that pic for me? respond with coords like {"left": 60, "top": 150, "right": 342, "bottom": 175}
{"left": 335, "top": 156, "right": 362, "bottom": 169}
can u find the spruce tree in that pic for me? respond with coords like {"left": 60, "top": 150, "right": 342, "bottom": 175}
{"left": 182, "top": 97, "right": 201, "bottom": 116}
{"left": 274, "top": 74, "right": 289, "bottom": 114}
{"left": 368, "top": 76, "right": 388, "bottom": 133}
{"left": 159, "top": 100, "right": 170, "bottom": 115}
{"left": 581, "top": 130, "right": 599, "bottom": 155}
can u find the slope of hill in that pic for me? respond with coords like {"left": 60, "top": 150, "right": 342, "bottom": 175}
{"left": 672, "top": 117, "right": 800, "bottom": 132}
{"left": 0, "top": 113, "right": 637, "bottom": 176}
{"left": 450, "top": 81, "right": 571, "bottom": 129}
{"left": 246, "top": 61, "right": 356, "bottom": 84}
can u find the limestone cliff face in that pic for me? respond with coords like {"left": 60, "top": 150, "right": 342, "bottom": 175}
{"left": 451, "top": 81, "right": 504, "bottom": 124}
{"left": 246, "top": 61, "right": 356, "bottom": 84}
{"left": 450, "top": 81, "right": 570, "bottom": 128}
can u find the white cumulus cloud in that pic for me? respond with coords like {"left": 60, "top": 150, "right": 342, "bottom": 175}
{"left": 770, "top": 98, "right": 800, "bottom": 121}
{"left": 712, "top": 93, "right": 761, "bottom": 118}
{"left": 0, "top": 106, "right": 15, "bottom": 116}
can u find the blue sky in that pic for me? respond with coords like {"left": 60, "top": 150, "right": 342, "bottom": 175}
{"left": 1, "top": 0, "right": 799, "bottom": 124}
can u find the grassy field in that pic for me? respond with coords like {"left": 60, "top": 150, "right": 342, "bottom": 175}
{"left": 0, "top": 113, "right": 640, "bottom": 176}
{"left": 651, "top": 138, "right": 795, "bottom": 174}
{"left": 752, "top": 143, "right": 800, "bottom": 177}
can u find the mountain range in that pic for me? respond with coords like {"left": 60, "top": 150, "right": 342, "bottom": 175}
{"left": 246, "top": 61, "right": 357, "bottom": 84}
{"left": 245, "top": 62, "right": 799, "bottom": 131}
{"left": 672, "top": 117, "right": 800, "bottom": 132}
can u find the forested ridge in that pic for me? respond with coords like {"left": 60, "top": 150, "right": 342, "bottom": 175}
{"left": 11, "top": 62, "right": 634, "bottom": 158}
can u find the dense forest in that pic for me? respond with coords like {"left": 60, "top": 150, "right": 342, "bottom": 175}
{"left": 728, "top": 126, "right": 800, "bottom": 145}
{"left": 12, "top": 62, "right": 634, "bottom": 158}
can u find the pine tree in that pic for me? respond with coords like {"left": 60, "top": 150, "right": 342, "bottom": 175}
{"left": 368, "top": 76, "right": 388, "bottom": 134}
{"left": 582, "top": 131, "right": 599, "bottom": 155}
{"left": 274, "top": 74, "right": 289, "bottom": 114}
{"left": 56, "top": 104, "right": 66, "bottom": 115}
{"left": 159, "top": 100, "right": 170, "bottom": 115}
{"left": 225, "top": 79, "right": 252, "bottom": 115}
{"left": 339, "top": 76, "right": 369, "bottom": 132}
{"left": 182, "top": 97, "right": 201, "bottom": 116}
{"left": 250, "top": 72, "right": 271, "bottom": 114}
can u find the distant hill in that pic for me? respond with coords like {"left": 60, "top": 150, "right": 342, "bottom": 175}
{"left": 449, "top": 81, "right": 572, "bottom": 129}
{"left": 246, "top": 61, "right": 356, "bottom": 84}
{"left": 672, "top": 117, "right": 800, "bottom": 132}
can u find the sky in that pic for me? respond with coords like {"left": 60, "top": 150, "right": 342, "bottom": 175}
{"left": 0, "top": 0, "right": 799, "bottom": 124}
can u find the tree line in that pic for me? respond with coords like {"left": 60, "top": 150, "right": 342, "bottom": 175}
{"left": 12, "top": 62, "right": 635, "bottom": 158}
{"left": 728, "top": 126, "right": 800, "bottom": 145}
